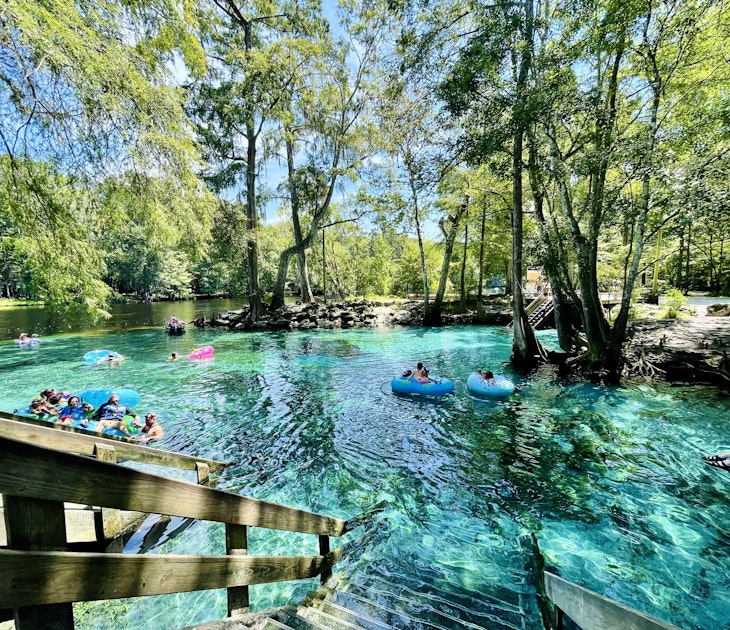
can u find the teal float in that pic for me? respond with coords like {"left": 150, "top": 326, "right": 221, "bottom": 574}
{"left": 84, "top": 349, "right": 121, "bottom": 364}
{"left": 11, "top": 406, "right": 140, "bottom": 438}
{"left": 78, "top": 388, "right": 140, "bottom": 409}
{"left": 391, "top": 376, "right": 455, "bottom": 397}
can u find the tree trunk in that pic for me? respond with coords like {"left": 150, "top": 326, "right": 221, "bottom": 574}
{"left": 608, "top": 70, "right": 662, "bottom": 376}
{"left": 477, "top": 201, "right": 486, "bottom": 313}
{"left": 460, "top": 210, "right": 468, "bottom": 311}
{"left": 298, "top": 250, "right": 313, "bottom": 302}
{"left": 409, "top": 171, "right": 431, "bottom": 323}
{"left": 510, "top": 0, "right": 543, "bottom": 370}
{"left": 242, "top": 20, "right": 263, "bottom": 321}
{"left": 431, "top": 197, "right": 470, "bottom": 324}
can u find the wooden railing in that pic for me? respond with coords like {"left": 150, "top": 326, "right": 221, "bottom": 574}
{"left": 0, "top": 411, "right": 226, "bottom": 474}
{"left": 0, "top": 412, "right": 226, "bottom": 548}
{"left": 544, "top": 572, "right": 681, "bottom": 630}
{"left": 0, "top": 436, "right": 348, "bottom": 629}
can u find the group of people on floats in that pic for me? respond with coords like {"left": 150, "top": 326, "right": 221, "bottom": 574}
{"left": 27, "top": 389, "right": 163, "bottom": 441}
{"left": 402, "top": 363, "right": 497, "bottom": 384}
{"left": 14, "top": 332, "right": 40, "bottom": 345}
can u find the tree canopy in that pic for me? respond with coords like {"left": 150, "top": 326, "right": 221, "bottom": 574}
{"left": 1, "top": 0, "right": 729, "bottom": 377}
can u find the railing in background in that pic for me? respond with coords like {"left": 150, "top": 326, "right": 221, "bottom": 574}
{"left": 544, "top": 572, "right": 681, "bottom": 630}
{"left": 0, "top": 436, "right": 347, "bottom": 629}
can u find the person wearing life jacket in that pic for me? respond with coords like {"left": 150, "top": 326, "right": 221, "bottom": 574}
{"left": 56, "top": 396, "right": 94, "bottom": 425}
{"left": 85, "top": 393, "right": 139, "bottom": 435}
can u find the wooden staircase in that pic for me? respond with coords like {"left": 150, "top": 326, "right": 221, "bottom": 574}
{"left": 185, "top": 573, "right": 527, "bottom": 629}
{"left": 507, "top": 295, "right": 555, "bottom": 331}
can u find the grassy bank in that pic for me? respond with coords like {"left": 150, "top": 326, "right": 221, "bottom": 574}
{"left": 0, "top": 298, "right": 45, "bottom": 308}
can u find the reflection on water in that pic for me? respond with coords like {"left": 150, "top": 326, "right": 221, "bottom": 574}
{"left": 0, "top": 318, "right": 729, "bottom": 629}
{"left": 0, "top": 298, "right": 246, "bottom": 340}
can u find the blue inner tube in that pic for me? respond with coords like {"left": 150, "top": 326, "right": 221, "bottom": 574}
{"left": 84, "top": 349, "right": 120, "bottom": 364}
{"left": 466, "top": 373, "right": 516, "bottom": 397}
{"left": 391, "top": 376, "right": 455, "bottom": 397}
{"left": 78, "top": 388, "right": 140, "bottom": 409}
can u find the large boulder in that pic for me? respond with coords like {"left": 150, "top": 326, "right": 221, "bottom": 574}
{"left": 707, "top": 303, "right": 730, "bottom": 317}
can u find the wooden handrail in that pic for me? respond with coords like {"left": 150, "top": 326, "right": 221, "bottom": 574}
{"left": 0, "top": 550, "right": 334, "bottom": 607}
{"left": 0, "top": 435, "right": 349, "bottom": 628}
{"left": 0, "top": 411, "right": 226, "bottom": 472}
{"left": 544, "top": 572, "right": 680, "bottom": 630}
{"left": 0, "top": 436, "right": 346, "bottom": 536}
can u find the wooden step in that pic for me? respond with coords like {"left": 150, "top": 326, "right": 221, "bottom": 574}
{"left": 272, "top": 609, "right": 331, "bottom": 630}
{"left": 330, "top": 589, "right": 453, "bottom": 630}
{"left": 344, "top": 573, "right": 524, "bottom": 629}
{"left": 312, "top": 599, "right": 392, "bottom": 630}
{"left": 298, "top": 605, "right": 365, "bottom": 629}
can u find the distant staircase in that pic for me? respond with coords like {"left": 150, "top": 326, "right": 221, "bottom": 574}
{"left": 507, "top": 295, "right": 555, "bottom": 331}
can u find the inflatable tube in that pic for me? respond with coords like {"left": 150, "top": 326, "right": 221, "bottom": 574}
{"left": 12, "top": 405, "right": 36, "bottom": 418}
{"left": 391, "top": 376, "right": 455, "bottom": 397}
{"left": 188, "top": 345, "right": 214, "bottom": 360}
{"left": 14, "top": 339, "right": 40, "bottom": 346}
{"left": 84, "top": 349, "right": 121, "bottom": 364}
{"left": 11, "top": 407, "right": 140, "bottom": 437}
{"left": 78, "top": 388, "right": 140, "bottom": 409}
{"left": 93, "top": 416, "right": 142, "bottom": 438}
{"left": 466, "top": 373, "right": 516, "bottom": 397}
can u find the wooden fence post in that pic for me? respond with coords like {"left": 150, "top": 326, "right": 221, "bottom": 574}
{"left": 93, "top": 443, "right": 122, "bottom": 547}
{"left": 4, "top": 495, "right": 74, "bottom": 629}
{"left": 195, "top": 462, "right": 210, "bottom": 485}
{"left": 319, "top": 535, "right": 331, "bottom": 585}
{"left": 226, "top": 523, "right": 249, "bottom": 616}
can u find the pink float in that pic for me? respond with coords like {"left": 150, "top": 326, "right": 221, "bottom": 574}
{"left": 188, "top": 345, "right": 214, "bottom": 360}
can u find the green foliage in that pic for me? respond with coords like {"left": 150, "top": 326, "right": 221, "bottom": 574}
{"left": 659, "top": 289, "right": 687, "bottom": 320}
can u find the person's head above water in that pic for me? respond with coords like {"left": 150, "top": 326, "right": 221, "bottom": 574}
{"left": 417, "top": 362, "right": 424, "bottom": 370}
{"left": 107, "top": 394, "right": 120, "bottom": 405}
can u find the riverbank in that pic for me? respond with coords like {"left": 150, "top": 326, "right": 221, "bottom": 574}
{"left": 191, "top": 298, "right": 512, "bottom": 332}
{"left": 198, "top": 298, "right": 730, "bottom": 388}
{"left": 625, "top": 311, "right": 730, "bottom": 387}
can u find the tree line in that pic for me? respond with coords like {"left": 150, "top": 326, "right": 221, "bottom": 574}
{"left": 1, "top": 0, "right": 728, "bottom": 380}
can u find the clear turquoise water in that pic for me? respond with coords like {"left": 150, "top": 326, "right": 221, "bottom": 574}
{"left": 2, "top": 323, "right": 730, "bottom": 629}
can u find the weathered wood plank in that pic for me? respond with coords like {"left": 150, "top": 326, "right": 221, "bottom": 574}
{"left": 1, "top": 507, "right": 148, "bottom": 546}
{"left": 93, "top": 443, "right": 123, "bottom": 541}
{"left": 544, "top": 572, "right": 680, "bottom": 630}
{"left": 4, "top": 497, "right": 74, "bottom": 628}
{"left": 0, "top": 550, "right": 325, "bottom": 607}
{"left": 0, "top": 437, "right": 347, "bottom": 536}
{"left": 226, "top": 524, "right": 249, "bottom": 616}
{"left": 0, "top": 412, "right": 226, "bottom": 472}
{"left": 318, "top": 535, "right": 331, "bottom": 585}
{"left": 196, "top": 462, "right": 210, "bottom": 485}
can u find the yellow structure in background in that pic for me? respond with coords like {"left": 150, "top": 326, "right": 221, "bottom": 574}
{"left": 526, "top": 266, "right": 544, "bottom": 294}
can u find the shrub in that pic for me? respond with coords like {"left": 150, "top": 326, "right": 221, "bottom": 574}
{"left": 660, "top": 289, "right": 687, "bottom": 319}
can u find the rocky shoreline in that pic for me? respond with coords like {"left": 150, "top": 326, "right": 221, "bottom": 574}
{"left": 193, "top": 298, "right": 730, "bottom": 388}
{"left": 191, "top": 298, "right": 512, "bottom": 331}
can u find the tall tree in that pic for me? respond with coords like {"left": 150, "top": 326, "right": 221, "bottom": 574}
{"left": 268, "top": 6, "right": 379, "bottom": 311}
{"left": 1, "top": 0, "right": 211, "bottom": 317}
{"left": 191, "top": 0, "right": 324, "bottom": 320}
